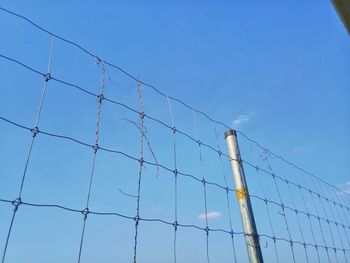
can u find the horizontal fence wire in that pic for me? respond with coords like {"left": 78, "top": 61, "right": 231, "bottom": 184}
{"left": 0, "top": 6, "right": 349, "bottom": 263}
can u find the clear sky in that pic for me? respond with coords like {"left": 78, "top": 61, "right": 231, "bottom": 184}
{"left": 0, "top": 1, "right": 349, "bottom": 263}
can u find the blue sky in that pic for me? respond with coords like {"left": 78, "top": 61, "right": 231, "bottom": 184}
{"left": 0, "top": 1, "right": 349, "bottom": 263}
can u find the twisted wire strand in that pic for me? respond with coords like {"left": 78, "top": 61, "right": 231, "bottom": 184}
{"left": 1, "top": 5, "right": 348, "bottom": 200}
{"left": 1, "top": 114, "right": 349, "bottom": 236}
{"left": 133, "top": 80, "right": 145, "bottom": 263}
{"left": 0, "top": 15, "right": 348, "bottom": 259}
{"left": 1, "top": 52, "right": 349, "bottom": 221}
{"left": 77, "top": 61, "right": 105, "bottom": 263}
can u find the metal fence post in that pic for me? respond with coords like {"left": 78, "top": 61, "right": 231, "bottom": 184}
{"left": 225, "top": 129, "right": 264, "bottom": 263}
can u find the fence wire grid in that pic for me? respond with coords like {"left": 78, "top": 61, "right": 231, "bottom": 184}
{"left": 0, "top": 6, "right": 349, "bottom": 263}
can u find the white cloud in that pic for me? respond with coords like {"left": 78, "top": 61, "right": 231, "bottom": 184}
{"left": 232, "top": 115, "right": 249, "bottom": 127}
{"left": 338, "top": 181, "right": 350, "bottom": 194}
{"left": 198, "top": 211, "right": 222, "bottom": 220}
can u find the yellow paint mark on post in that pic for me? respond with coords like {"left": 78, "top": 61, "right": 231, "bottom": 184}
{"left": 236, "top": 188, "right": 247, "bottom": 200}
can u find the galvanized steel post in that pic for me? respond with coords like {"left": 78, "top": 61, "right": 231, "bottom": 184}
{"left": 225, "top": 129, "right": 264, "bottom": 263}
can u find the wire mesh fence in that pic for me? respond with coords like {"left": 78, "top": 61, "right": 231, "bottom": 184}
{"left": 0, "top": 6, "right": 349, "bottom": 263}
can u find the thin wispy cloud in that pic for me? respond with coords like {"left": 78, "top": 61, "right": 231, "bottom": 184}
{"left": 291, "top": 142, "right": 316, "bottom": 153}
{"left": 232, "top": 114, "right": 249, "bottom": 127}
{"left": 198, "top": 211, "right": 222, "bottom": 220}
{"left": 338, "top": 181, "right": 350, "bottom": 194}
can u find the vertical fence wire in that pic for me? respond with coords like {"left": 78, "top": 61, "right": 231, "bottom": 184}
{"left": 77, "top": 60, "right": 105, "bottom": 263}
{"left": 192, "top": 109, "right": 210, "bottom": 263}
{"left": 249, "top": 144, "right": 280, "bottom": 263}
{"left": 260, "top": 151, "right": 296, "bottom": 263}
{"left": 277, "top": 164, "right": 310, "bottom": 263}
{"left": 312, "top": 176, "right": 344, "bottom": 262}
{"left": 166, "top": 97, "right": 178, "bottom": 263}
{"left": 326, "top": 184, "right": 350, "bottom": 251}
{"left": 288, "top": 166, "right": 324, "bottom": 262}
{"left": 214, "top": 127, "right": 238, "bottom": 263}
{"left": 133, "top": 80, "right": 145, "bottom": 263}
{"left": 1, "top": 35, "right": 55, "bottom": 263}
{"left": 296, "top": 168, "right": 333, "bottom": 262}
{"left": 0, "top": 7, "right": 349, "bottom": 262}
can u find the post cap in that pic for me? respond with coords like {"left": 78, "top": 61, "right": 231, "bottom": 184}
{"left": 224, "top": 129, "right": 236, "bottom": 139}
